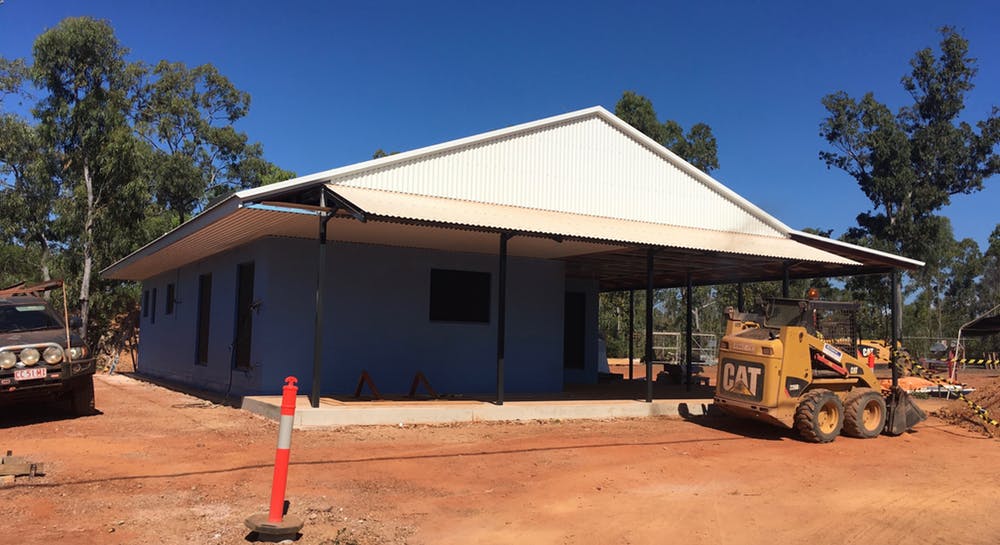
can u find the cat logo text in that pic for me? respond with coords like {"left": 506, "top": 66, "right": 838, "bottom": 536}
{"left": 720, "top": 360, "right": 765, "bottom": 402}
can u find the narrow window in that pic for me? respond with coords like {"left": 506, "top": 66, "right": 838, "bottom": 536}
{"left": 429, "top": 269, "right": 490, "bottom": 323}
{"left": 563, "top": 292, "right": 586, "bottom": 369}
{"left": 151, "top": 288, "right": 157, "bottom": 324}
{"left": 234, "top": 262, "right": 255, "bottom": 370}
{"left": 165, "top": 283, "right": 175, "bottom": 315}
{"left": 196, "top": 274, "right": 212, "bottom": 366}
{"left": 142, "top": 290, "right": 149, "bottom": 318}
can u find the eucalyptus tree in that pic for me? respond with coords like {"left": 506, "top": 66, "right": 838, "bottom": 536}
{"left": 981, "top": 226, "right": 1000, "bottom": 310}
{"left": 134, "top": 61, "right": 293, "bottom": 223}
{"left": 30, "top": 17, "right": 150, "bottom": 340}
{"left": 614, "top": 90, "right": 720, "bottom": 174}
{"left": 820, "top": 28, "right": 999, "bottom": 344}
{"left": 819, "top": 27, "right": 1000, "bottom": 262}
{"left": 0, "top": 113, "right": 58, "bottom": 282}
{"left": 0, "top": 56, "right": 55, "bottom": 284}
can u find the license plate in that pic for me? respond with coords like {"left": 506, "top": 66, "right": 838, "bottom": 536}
{"left": 14, "top": 367, "right": 46, "bottom": 381}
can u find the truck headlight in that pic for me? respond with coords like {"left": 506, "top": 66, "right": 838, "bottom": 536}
{"left": 43, "top": 346, "right": 64, "bottom": 364}
{"left": 0, "top": 351, "right": 14, "bottom": 370}
{"left": 20, "top": 347, "right": 40, "bottom": 366}
{"left": 68, "top": 346, "right": 88, "bottom": 359}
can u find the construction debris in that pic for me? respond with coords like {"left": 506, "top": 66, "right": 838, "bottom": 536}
{"left": 935, "top": 378, "right": 1000, "bottom": 438}
{"left": 0, "top": 450, "right": 46, "bottom": 478}
{"left": 879, "top": 377, "right": 975, "bottom": 397}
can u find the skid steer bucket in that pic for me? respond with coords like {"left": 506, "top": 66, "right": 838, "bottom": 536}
{"left": 884, "top": 386, "right": 927, "bottom": 436}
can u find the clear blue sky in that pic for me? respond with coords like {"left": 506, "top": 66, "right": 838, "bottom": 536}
{"left": 2, "top": 0, "right": 998, "bottom": 250}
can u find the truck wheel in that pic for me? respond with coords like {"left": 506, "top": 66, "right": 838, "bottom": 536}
{"left": 794, "top": 389, "right": 843, "bottom": 443}
{"left": 70, "top": 375, "right": 96, "bottom": 416}
{"left": 842, "top": 389, "right": 886, "bottom": 438}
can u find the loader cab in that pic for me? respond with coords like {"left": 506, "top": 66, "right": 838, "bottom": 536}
{"left": 763, "top": 298, "right": 860, "bottom": 355}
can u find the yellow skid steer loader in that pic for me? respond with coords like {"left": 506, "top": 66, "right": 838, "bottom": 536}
{"left": 714, "top": 298, "right": 925, "bottom": 443}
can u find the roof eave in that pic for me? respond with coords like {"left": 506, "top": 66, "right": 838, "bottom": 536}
{"left": 789, "top": 230, "right": 925, "bottom": 270}
{"left": 100, "top": 196, "right": 241, "bottom": 279}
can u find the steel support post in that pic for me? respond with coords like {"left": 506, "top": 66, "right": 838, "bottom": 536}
{"left": 685, "top": 273, "right": 693, "bottom": 392}
{"left": 737, "top": 282, "right": 745, "bottom": 313}
{"left": 310, "top": 200, "right": 330, "bottom": 408}
{"left": 496, "top": 232, "right": 511, "bottom": 405}
{"left": 628, "top": 289, "right": 635, "bottom": 381}
{"left": 645, "top": 249, "right": 654, "bottom": 403}
{"left": 782, "top": 265, "right": 790, "bottom": 298}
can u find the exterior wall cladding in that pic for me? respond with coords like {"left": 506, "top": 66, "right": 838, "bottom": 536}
{"left": 138, "top": 236, "right": 600, "bottom": 396}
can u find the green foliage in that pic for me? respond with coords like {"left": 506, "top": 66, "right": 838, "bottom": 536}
{"left": 135, "top": 61, "right": 294, "bottom": 221}
{"left": 0, "top": 242, "right": 45, "bottom": 287}
{"left": 0, "top": 16, "right": 292, "bottom": 349}
{"left": 598, "top": 290, "right": 646, "bottom": 358}
{"left": 29, "top": 17, "right": 144, "bottom": 340}
{"left": 0, "top": 57, "right": 29, "bottom": 102}
{"left": 0, "top": 113, "right": 58, "bottom": 281}
{"left": 614, "top": 91, "right": 719, "bottom": 173}
{"left": 981, "top": 225, "right": 1000, "bottom": 309}
{"left": 819, "top": 27, "right": 1000, "bottom": 261}
{"left": 821, "top": 28, "right": 1000, "bottom": 351}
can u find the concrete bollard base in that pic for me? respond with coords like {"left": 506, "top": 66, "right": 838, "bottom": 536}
{"left": 245, "top": 513, "right": 304, "bottom": 542}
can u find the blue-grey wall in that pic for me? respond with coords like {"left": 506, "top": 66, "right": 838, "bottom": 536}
{"left": 139, "top": 237, "right": 593, "bottom": 396}
{"left": 563, "top": 277, "right": 600, "bottom": 385}
{"left": 138, "top": 242, "right": 266, "bottom": 393}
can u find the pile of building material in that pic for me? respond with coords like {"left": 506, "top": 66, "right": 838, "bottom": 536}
{"left": 0, "top": 451, "right": 45, "bottom": 485}
{"left": 881, "top": 377, "right": 975, "bottom": 398}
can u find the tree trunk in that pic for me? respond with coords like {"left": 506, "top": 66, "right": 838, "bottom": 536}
{"left": 39, "top": 237, "right": 52, "bottom": 300}
{"left": 80, "top": 160, "right": 95, "bottom": 342}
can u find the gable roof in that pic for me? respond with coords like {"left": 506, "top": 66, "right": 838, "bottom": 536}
{"left": 103, "top": 106, "right": 921, "bottom": 282}
{"left": 240, "top": 106, "right": 789, "bottom": 237}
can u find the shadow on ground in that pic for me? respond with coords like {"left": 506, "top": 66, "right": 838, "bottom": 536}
{"left": 0, "top": 402, "right": 103, "bottom": 429}
{"left": 677, "top": 402, "right": 792, "bottom": 441}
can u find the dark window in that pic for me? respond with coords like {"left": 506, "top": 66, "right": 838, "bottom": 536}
{"left": 196, "top": 274, "right": 212, "bottom": 366}
{"left": 563, "top": 292, "right": 586, "bottom": 369}
{"left": 429, "top": 269, "right": 490, "bottom": 323}
{"left": 165, "top": 283, "right": 175, "bottom": 315}
{"left": 234, "top": 262, "right": 255, "bottom": 370}
{"left": 151, "top": 288, "right": 157, "bottom": 324}
{"left": 142, "top": 290, "right": 149, "bottom": 318}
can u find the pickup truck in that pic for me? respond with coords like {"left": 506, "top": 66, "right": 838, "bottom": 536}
{"left": 0, "top": 281, "right": 96, "bottom": 415}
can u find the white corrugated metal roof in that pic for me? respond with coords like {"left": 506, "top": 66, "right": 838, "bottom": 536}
{"left": 102, "top": 186, "right": 856, "bottom": 281}
{"left": 327, "top": 185, "right": 858, "bottom": 265}
{"left": 237, "top": 106, "right": 790, "bottom": 237}
{"left": 101, "top": 106, "right": 921, "bottom": 281}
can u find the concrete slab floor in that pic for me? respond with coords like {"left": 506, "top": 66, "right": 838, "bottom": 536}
{"left": 242, "top": 389, "right": 715, "bottom": 428}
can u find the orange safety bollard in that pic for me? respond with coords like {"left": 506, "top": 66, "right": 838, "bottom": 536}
{"left": 245, "top": 376, "right": 304, "bottom": 539}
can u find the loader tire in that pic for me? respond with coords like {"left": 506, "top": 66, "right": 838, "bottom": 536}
{"left": 794, "top": 389, "right": 843, "bottom": 443}
{"left": 842, "top": 389, "right": 886, "bottom": 438}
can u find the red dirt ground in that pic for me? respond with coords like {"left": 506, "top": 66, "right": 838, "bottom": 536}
{"left": 2, "top": 373, "right": 999, "bottom": 545}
